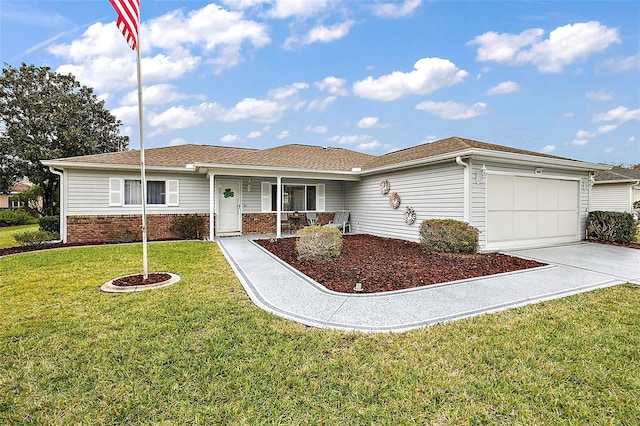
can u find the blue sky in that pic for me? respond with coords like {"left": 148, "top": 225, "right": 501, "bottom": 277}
{"left": 1, "top": 1, "right": 639, "bottom": 164}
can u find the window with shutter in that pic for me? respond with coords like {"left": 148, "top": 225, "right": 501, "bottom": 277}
{"left": 261, "top": 181, "right": 271, "bottom": 212}
{"left": 166, "top": 180, "right": 179, "bottom": 206}
{"left": 109, "top": 178, "right": 123, "bottom": 206}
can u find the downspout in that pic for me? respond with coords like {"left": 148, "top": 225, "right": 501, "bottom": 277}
{"left": 455, "top": 156, "right": 470, "bottom": 223}
{"left": 48, "top": 167, "right": 66, "bottom": 243}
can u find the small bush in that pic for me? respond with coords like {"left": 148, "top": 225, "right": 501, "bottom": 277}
{"left": 586, "top": 211, "right": 636, "bottom": 243}
{"left": 108, "top": 229, "right": 138, "bottom": 243}
{"left": 13, "top": 230, "right": 59, "bottom": 246}
{"left": 39, "top": 215, "right": 60, "bottom": 233}
{"left": 295, "top": 225, "right": 343, "bottom": 260}
{"left": 0, "top": 209, "right": 36, "bottom": 227}
{"left": 419, "top": 219, "right": 479, "bottom": 254}
{"left": 171, "top": 214, "right": 206, "bottom": 239}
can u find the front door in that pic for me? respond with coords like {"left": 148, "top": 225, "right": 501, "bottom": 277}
{"left": 218, "top": 182, "right": 241, "bottom": 234}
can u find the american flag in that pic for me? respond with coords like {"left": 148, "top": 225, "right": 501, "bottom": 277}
{"left": 109, "top": 0, "right": 140, "bottom": 50}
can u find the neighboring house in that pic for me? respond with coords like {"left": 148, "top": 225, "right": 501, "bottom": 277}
{"left": 0, "top": 180, "right": 38, "bottom": 211}
{"left": 591, "top": 166, "right": 640, "bottom": 216}
{"left": 42, "top": 136, "right": 609, "bottom": 251}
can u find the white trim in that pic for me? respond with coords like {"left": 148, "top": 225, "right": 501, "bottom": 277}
{"left": 216, "top": 180, "right": 242, "bottom": 235}
{"left": 276, "top": 176, "right": 282, "bottom": 238}
{"left": 209, "top": 174, "right": 214, "bottom": 240}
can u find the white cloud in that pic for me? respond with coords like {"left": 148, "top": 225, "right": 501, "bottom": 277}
{"left": 307, "top": 96, "right": 337, "bottom": 111}
{"left": 315, "top": 76, "right": 348, "bottom": 96}
{"left": 415, "top": 101, "right": 488, "bottom": 120}
{"left": 277, "top": 130, "right": 291, "bottom": 140}
{"left": 121, "top": 84, "right": 191, "bottom": 106}
{"left": 147, "top": 105, "right": 206, "bottom": 133}
{"left": 585, "top": 90, "right": 614, "bottom": 101}
{"left": 285, "top": 20, "right": 354, "bottom": 48}
{"left": 572, "top": 124, "right": 618, "bottom": 146}
{"left": 217, "top": 97, "right": 288, "bottom": 123}
{"left": 326, "top": 134, "right": 380, "bottom": 151}
{"left": 357, "top": 140, "right": 382, "bottom": 151}
{"left": 110, "top": 105, "right": 139, "bottom": 125}
{"left": 592, "top": 106, "right": 640, "bottom": 123}
{"left": 220, "top": 0, "right": 270, "bottom": 11}
{"left": 168, "top": 137, "right": 187, "bottom": 146}
{"left": 353, "top": 57, "right": 468, "bottom": 101}
{"left": 268, "top": 82, "right": 309, "bottom": 100}
{"left": 357, "top": 117, "right": 379, "bottom": 129}
{"left": 571, "top": 139, "right": 589, "bottom": 146}
{"left": 220, "top": 134, "right": 241, "bottom": 144}
{"left": 247, "top": 130, "right": 263, "bottom": 139}
{"left": 629, "top": 136, "right": 636, "bottom": 143}
{"left": 305, "top": 126, "right": 328, "bottom": 134}
{"left": 372, "top": 0, "right": 422, "bottom": 18}
{"left": 468, "top": 21, "right": 620, "bottom": 73}
{"left": 599, "top": 52, "right": 640, "bottom": 73}
{"left": 267, "top": 0, "right": 329, "bottom": 18}
{"left": 421, "top": 135, "right": 438, "bottom": 143}
{"left": 540, "top": 144, "right": 556, "bottom": 153}
{"left": 485, "top": 81, "right": 519, "bottom": 95}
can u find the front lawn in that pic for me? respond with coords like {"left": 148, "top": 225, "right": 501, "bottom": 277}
{"left": 1, "top": 242, "right": 639, "bottom": 424}
{"left": 0, "top": 223, "right": 39, "bottom": 248}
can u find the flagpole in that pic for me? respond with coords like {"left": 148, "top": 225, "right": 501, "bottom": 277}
{"left": 136, "top": 27, "right": 148, "bottom": 279}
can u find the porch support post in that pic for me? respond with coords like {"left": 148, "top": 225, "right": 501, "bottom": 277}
{"left": 455, "top": 157, "right": 470, "bottom": 223}
{"left": 276, "top": 175, "right": 282, "bottom": 238}
{"left": 209, "top": 172, "right": 215, "bottom": 240}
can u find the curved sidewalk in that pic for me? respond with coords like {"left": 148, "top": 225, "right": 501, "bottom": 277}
{"left": 217, "top": 237, "right": 640, "bottom": 333}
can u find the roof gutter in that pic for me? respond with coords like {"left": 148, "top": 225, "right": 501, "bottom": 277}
{"left": 190, "top": 162, "right": 362, "bottom": 181}
{"left": 41, "top": 160, "right": 193, "bottom": 173}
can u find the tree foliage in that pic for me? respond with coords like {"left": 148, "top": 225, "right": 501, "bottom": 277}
{"left": 0, "top": 63, "right": 128, "bottom": 214}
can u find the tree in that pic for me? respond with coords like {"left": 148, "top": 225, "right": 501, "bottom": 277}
{"left": 0, "top": 63, "right": 128, "bottom": 215}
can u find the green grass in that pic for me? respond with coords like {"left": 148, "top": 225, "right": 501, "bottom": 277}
{"left": 1, "top": 242, "right": 639, "bottom": 424}
{"left": 0, "top": 224, "right": 39, "bottom": 248}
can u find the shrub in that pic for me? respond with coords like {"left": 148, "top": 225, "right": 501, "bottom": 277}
{"left": 419, "top": 219, "right": 479, "bottom": 254}
{"left": 0, "top": 209, "right": 36, "bottom": 227}
{"left": 586, "top": 211, "right": 636, "bottom": 243}
{"left": 171, "top": 214, "right": 206, "bottom": 240}
{"left": 108, "top": 229, "right": 138, "bottom": 243}
{"left": 13, "top": 230, "right": 59, "bottom": 246}
{"left": 295, "top": 225, "right": 343, "bottom": 260}
{"left": 39, "top": 215, "right": 60, "bottom": 233}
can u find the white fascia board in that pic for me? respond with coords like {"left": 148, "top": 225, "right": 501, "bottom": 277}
{"left": 594, "top": 179, "right": 640, "bottom": 185}
{"left": 361, "top": 149, "right": 610, "bottom": 175}
{"left": 192, "top": 163, "right": 361, "bottom": 181}
{"left": 41, "top": 160, "right": 194, "bottom": 174}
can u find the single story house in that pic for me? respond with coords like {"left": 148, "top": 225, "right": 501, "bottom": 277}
{"left": 590, "top": 166, "right": 640, "bottom": 216}
{"left": 42, "top": 136, "right": 610, "bottom": 251}
{"left": 0, "top": 180, "right": 39, "bottom": 211}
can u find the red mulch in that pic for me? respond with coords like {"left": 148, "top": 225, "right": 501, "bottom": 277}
{"left": 255, "top": 234, "right": 546, "bottom": 294}
{"left": 112, "top": 273, "right": 172, "bottom": 287}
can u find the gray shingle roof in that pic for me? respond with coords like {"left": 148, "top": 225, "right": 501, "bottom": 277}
{"left": 594, "top": 166, "right": 640, "bottom": 182}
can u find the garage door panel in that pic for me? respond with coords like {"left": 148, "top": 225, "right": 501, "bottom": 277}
{"left": 558, "top": 180, "right": 578, "bottom": 209}
{"left": 538, "top": 179, "right": 558, "bottom": 210}
{"left": 514, "top": 212, "right": 537, "bottom": 239}
{"left": 488, "top": 175, "right": 514, "bottom": 210}
{"left": 487, "top": 212, "right": 514, "bottom": 242}
{"left": 558, "top": 211, "right": 578, "bottom": 237}
{"left": 514, "top": 177, "right": 537, "bottom": 210}
{"left": 538, "top": 211, "right": 559, "bottom": 238}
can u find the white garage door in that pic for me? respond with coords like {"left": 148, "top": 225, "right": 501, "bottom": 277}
{"left": 487, "top": 174, "right": 579, "bottom": 250}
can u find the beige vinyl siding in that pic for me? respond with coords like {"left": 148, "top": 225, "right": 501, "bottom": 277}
{"left": 346, "top": 162, "right": 464, "bottom": 242}
{"left": 469, "top": 160, "right": 590, "bottom": 248}
{"left": 66, "top": 169, "right": 210, "bottom": 215}
{"left": 591, "top": 183, "right": 633, "bottom": 213}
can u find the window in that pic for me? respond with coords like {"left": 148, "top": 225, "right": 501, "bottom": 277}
{"left": 109, "top": 178, "right": 179, "bottom": 206}
{"left": 270, "top": 184, "right": 318, "bottom": 212}
{"left": 9, "top": 197, "right": 24, "bottom": 209}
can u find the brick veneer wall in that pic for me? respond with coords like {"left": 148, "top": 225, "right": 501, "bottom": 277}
{"left": 67, "top": 214, "right": 211, "bottom": 244}
{"left": 241, "top": 212, "right": 336, "bottom": 235}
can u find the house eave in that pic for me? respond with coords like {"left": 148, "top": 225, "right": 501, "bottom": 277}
{"left": 360, "top": 149, "right": 610, "bottom": 175}
{"left": 594, "top": 179, "right": 640, "bottom": 185}
{"left": 192, "top": 162, "right": 362, "bottom": 181}
{"left": 41, "top": 160, "right": 195, "bottom": 174}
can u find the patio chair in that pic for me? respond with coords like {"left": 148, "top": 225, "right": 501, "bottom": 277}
{"left": 306, "top": 212, "right": 319, "bottom": 226}
{"left": 326, "top": 211, "right": 350, "bottom": 233}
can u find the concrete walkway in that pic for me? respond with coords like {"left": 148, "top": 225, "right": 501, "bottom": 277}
{"left": 217, "top": 237, "right": 640, "bottom": 333}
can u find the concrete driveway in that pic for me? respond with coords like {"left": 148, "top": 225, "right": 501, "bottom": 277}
{"left": 217, "top": 238, "right": 640, "bottom": 333}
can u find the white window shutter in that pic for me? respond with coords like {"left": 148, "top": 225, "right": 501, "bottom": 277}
{"left": 166, "top": 180, "right": 179, "bottom": 206}
{"left": 109, "top": 178, "right": 123, "bottom": 206}
{"left": 316, "top": 184, "right": 325, "bottom": 212}
{"left": 261, "top": 181, "right": 271, "bottom": 212}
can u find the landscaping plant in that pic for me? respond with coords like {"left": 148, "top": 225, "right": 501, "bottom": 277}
{"left": 586, "top": 211, "right": 636, "bottom": 243}
{"left": 419, "top": 219, "right": 479, "bottom": 253}
{"left": 295, "top": 225, "right": 343, "bottom": 260}
{"left": 0, "top": 209, "right": 35, "bottom": 227}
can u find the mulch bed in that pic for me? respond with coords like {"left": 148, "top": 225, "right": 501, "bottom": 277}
{"left": 112, "top": 273, "right": 172, "bottom": 287}
{"left": 255, "top": 234, "right": 546, "bottom": 294}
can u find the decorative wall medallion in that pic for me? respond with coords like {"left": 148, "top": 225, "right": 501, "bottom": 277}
{"left": 223, "top": 188, "right": 235, "bottom": 198}
{"left": 404, "top": 206, "right": 416, "bottom": 225}
{"left": 389, "top": 192, "right": 401, "bottom": 209}
{"left": 379, "top": 179, "right": 390, "bottom": 195}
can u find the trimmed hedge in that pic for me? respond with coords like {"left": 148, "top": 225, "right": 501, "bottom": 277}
{"left": 419, "top": 219, "right": 480, "bottom": 254}
{"left": 39, "top": 215, "right": 60, "bottom": 234}
{"left": 586, "top": 211, "right": 636, "bottom": 243}
{"left": 171, "top": 214, "right": 206, "bottom": 240}
{"left": 0, "top": 210, "right": 36, "bottom": 227}
{"left": 13, "top": 230, "right": 60, "bottom": 246}
{"left": 295, "top": 225, "right": 343, "bottom": 260}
